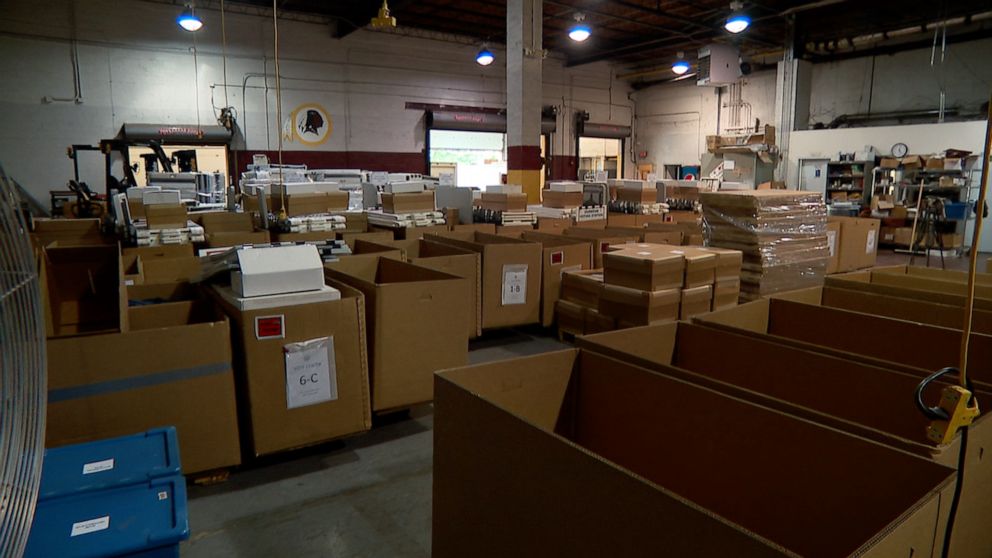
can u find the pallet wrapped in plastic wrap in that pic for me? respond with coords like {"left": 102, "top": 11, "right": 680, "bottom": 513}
{"left": 700, "top": 190, "right": 827, "bottom": 300}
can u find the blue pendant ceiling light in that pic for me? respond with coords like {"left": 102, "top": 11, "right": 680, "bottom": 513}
{"left": 672, "top": 51, "right": 690, "bottom": 75}
{"left": 724, "top": 1, "right": 750, "bottom": 33}
{"left": 476, "top": 46, "right": 495, "bottom": 66}
{"left": 177, "top": 4, "right": 204, "bottom": 32}
{"left": 569, "top": 13, "right": 591, "bottom": 42}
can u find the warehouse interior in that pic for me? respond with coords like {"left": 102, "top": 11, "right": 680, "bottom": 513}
{"left": 1, "top": 0, "right": 992, "bottom": 557}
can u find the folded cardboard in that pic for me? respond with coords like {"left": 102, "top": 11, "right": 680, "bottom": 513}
{"left": 325, "top": 258, "right": 469, "bottom": 411}
{"left": 520, "top": 232, "right": 594, "bottom": 327}
{"left": 598, "top": 283, "right": 679, "bottom": 326}
{"left": 434, "top": 348, "right": 955, "bottom": 558}
{"left": 542, "top": 190, "right": 584, "bottom": 209}
{"left": 425, "top": 232, "right": 542, "bottom": 329}
{"left": 211, "top": 278, "right": 371, "bottom": 456}
{"left": 577, "top": 322, "right": 988, "bottom": 556}
{"left": 680, "top": 284, "right": 712, "bottom": 319}
{"left": 145, "top": 203, "right": 188, "bottom": 229}
{"left": 602, "top": 244, "right": 683, "bottom": 291}
{"left": 46, "top": 300, "right": 241, "bottom": 473}
{"left": 363, "top": 238, "right": 482, "bottom": 338}
{"left": 381, "top": 191, "right": 435, "bottom": 214}
{"left": 41, "top": 245, "right": 127, "bottom": 338}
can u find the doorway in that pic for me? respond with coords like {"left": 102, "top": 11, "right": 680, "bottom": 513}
{"left": 578, "top": 137, "right": 622, "bottom": 180}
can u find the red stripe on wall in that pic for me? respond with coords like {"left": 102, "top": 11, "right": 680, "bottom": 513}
{"left": 549, "top": 155, "right": 578, "bottom": 180}
{"left": 233, "top": 151, "right": 425, "bottom": 183}
{"left": 507, "top": 145, "right": 543, "bottom": 171}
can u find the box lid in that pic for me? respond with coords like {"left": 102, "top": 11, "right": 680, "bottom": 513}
{"left": 38, "top": 428, "right": 181, "bottom": 501}
{"left": 601, "top": 283, "right": 681, "bottom": 305}
{"left": 25, "top": 475, "right": 189, "bottom": 557}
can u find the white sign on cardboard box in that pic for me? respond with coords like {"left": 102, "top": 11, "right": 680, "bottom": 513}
{"left": 501, "top": 264, "right": 528, "bottom": 306}
{"left": 284, "top": 336, "right": 338, "bottom": 409}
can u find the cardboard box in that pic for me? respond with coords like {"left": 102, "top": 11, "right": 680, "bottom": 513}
{"left": 598, "top": 284, "right": 680, "bottom": 325}
{"left": 554, "top": 299, "right": 585, "bottom": 336}
{"left": 271, "top": 231, "right": 338, "bottom": 243}
{"left": 145, "top": 203, "right": 188, "bottom": 229}
{"left": 697, "top": 246, "right": 743, "bottom": 282}
{"left": 879, "top": 226, "right": 898, "bottom": 245}
{"left": 925, "top": 156, "right": 944, "bottom": 169}
{"left": 41, "top": 245, "right": 127, "bottom": 338}
{"left": 206, "top": 231, "right": 271, "bottom": 247}
{"left": 894, "top": 227, "right": 914, "bottom": 247}
{"left": 615, "top": 188, "right": 657, "bottom": 204}
{"left": 680, "top": 285, "right": 712, "bottom": 319}
{"left": 542, "top": 190, "right": 583, "bottom": 209}
{"left": 195, "top": 211, "right": 256, "bottom": 233}
{"left": 828, "top": 216, "right": 880, "bottom": 272}
{"left": 434, "top": 348, "right": 955, "bottom": 558}
{"left": 825, "top": 220, "right": 841, "bottom": 274}
{"left": 381, "top": 191, "right": 436, "bottom": 214}
{"left": 602, "top": 245, "right": 683, "bottom": 291}
{"left": 901, "top": 155, "right": 924, "bottom": 168}
{"left": 211, "top": 278, "right": 371, "bottom": 456}
{"left": 137, "top": 256, "right": 201, "bottom": 285}
{"left": 389, "top": 224, "right": 451, "bottom": 240}
{"left": 519, "top": 232, "right": 594, "bottom": 327}
{"left": 480, "top": 192, "right": 527, "bottom": 212}
{"left": 46, "top": 300, "right": 241, "bottom": 474}
{"left": 583, "top": 307, "right": 615, "bottom": 334}
{"left": 32, "top": 218, "right": 112, "bottom": 247}
{"left": 572, "top": 219, "right": 606, "bottom": 229}
{"left": 337, "top": 230, "right": 395, "bottom": 250}
{"left": 712, "top": 277, "right": 740, "bottom": 310}
{"left": 879, "top": 157, "right": 900, "bottom": 169}
{"left": 325, "top": 258, "right": 469, "bottom": 411}
{"left": 666, "top": 246, "right": 717, "bottom": 287}
{"left": 942, "top": 232, "right": 964, "bottom": 247}
{"left": 536, "top": 217, "right": 572, "bottom": 232}
{"left": 826, "top": 269, "right": 992, "bottom": 313}
{"left": 425, "top": 232, "right": 542, "bottom": 329}
{"left": 579, "top": 321, "right": 990, "bottom": 556}
{"left": 891, "top": 206, "right": 909, "bottom": 219}
{"left": 366, "top": 238, "right": 482, "bottom": 338}
{"left": 562, "top": 227, "right": 639, "bottom": 268}
{"left": 273, "top": 192, "right": 350, "bottom": 216}
{"left": 450, "top": 223, "right": 497, "bottom": 235}
{"left": 560, "top": 269, "right": 605, "bottom": 308}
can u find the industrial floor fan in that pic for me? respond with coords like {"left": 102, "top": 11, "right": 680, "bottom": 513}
{"left": 0, "top": 161, "right": 47, "bottom": 558}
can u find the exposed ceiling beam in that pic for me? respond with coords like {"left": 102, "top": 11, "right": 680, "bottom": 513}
{"left": 543, "top": 0, "right": 695, "bottom": 38}
{"left": 606, "top": 0, "right": 780, "bottom": 48}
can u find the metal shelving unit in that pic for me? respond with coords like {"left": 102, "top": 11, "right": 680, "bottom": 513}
{"left": 826, "top": 160, "right": 875, "bottom": 207}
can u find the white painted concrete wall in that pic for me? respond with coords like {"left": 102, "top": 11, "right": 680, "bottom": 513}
{"left": 630, "top": 70, "right": 778, "bottom": 171}
{"left": 0, "top": 0, "right": 632, "bottom": 202}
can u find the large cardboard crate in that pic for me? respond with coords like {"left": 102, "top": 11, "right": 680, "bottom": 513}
{"left": 426, "top": 232, "right": 542, "bottom": 329}
{"left": 360, "top": 238, "right": 482, "bottom": 338}
{"left": 325, "top": 258, "right": 469, "bottom": 411}
{"left": 520, "top": 231, "right": 594, "bottom": 327}
{"left": 46, "top": 300, "right": 241, "bottom": 474}
{"left": 698, "top": 293, "right": 992, "bottom": 391}
{"left": 826, "top": 268, "right": 992, "bottom": 312}
{"left": 41, "top": 245, "right": 127, "bottom": 338}
{"left": 210, "top": 278, "right": 371, "bottom": 457}
{"left": 32, "top": 218, "right": 114, "bottom": 248}
{"left": 828, "top": 216, "right": 880, "bottom": 272}
{"left": 578, "top": 321, "right": 992, "bottom": 557}
{"left": 434, "top": 348, "right": 954, "bottom": 557}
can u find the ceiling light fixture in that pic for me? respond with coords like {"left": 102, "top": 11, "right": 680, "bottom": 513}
{"left": 569, "top": 13, "right": 591, "bottom": 42}
{"left": 177, "top": 4, "right": 204, "bottom": 32}
{"left": 672, "top": 51, "right": 690, "bottom": 75}
{"left": 724, "top": 1, "right": 750, "bottom": 34}
{"left": 476, "top": 46, "right": 495, "bottom": 66}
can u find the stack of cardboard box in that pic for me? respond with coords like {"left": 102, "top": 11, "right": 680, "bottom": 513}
{"left": 599, "top": 244, "right": 719, "bottom": 326}
{"left": 701, "top": 190, "right": 828, "bottom": 300}
{"left": 370, "top": 182, "right": 447, "bottom": 236}
{"left": 607, "top": 179, "right": 663, "bottom": 228}
{"left": 478, "top": 184, "right": 528, "bottom": 213}
{"left": 556, "top": 269, "right": 613, "bottom": 336}
{"left": 824, "top": 216, "right": 880, "bottom": 274}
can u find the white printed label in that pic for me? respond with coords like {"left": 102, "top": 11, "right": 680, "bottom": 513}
{"left": 370, "top": 171, "right": 389, "bottom": 186}
{"left": 124, "top": 279, "right": 134, "bottom": 286}
{"left": 82, "top": 458, "right": 114, "bottom": 475}
{"left": 71, "top": 516, "right": 110, "bottom": 537}
{"left": 723, "top": 160, "right": 736, "bottom": 170}
{"left": 501, "top": 264, "right": 528, "bottom": 306}
{"left": 284, "top": 337, "right": 338, "bottom": 410}
{"left": 827, "top": 230, "right": 837, "bottom": 257}
{"left": 866, "top": 229, "right": 877, "bottom": 254}
{"left": 439, "top": 173, "right": 456, "bottom": 186}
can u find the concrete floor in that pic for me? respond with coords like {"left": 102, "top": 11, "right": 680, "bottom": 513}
{"left": 180, "top": 249, "right": 985, "bottom": 557}
{"left": 181, "top": 327, "right": 569, "bottom": 558}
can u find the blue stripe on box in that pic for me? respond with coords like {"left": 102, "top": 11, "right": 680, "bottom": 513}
{"left": 49, "top": 362, "right": 231, "bottom": 403}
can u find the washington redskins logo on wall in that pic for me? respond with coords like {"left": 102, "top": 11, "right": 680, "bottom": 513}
{"left": 286, "top": 103, "right": 332, "bottom": 146}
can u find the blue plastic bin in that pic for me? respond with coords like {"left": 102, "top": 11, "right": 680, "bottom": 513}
{"left": 38, "top": 428, "right": 181, "bottom": 501}
{"left": 24, "top": 475, "right": 189, "bottom": 558}
{"left": 944, "top": 202, "right": 970, "bottom": 220}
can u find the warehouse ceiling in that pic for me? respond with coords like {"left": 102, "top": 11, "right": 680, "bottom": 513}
{"left": 221, "top": 0, "right": 992, "bottom": 71}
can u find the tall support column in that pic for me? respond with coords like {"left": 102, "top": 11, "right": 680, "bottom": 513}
{"left": 507, "top": 0, "right": 543, "bottom": 203}
{"left": 774, "top": 16, "right": 811, "bottom": 185}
